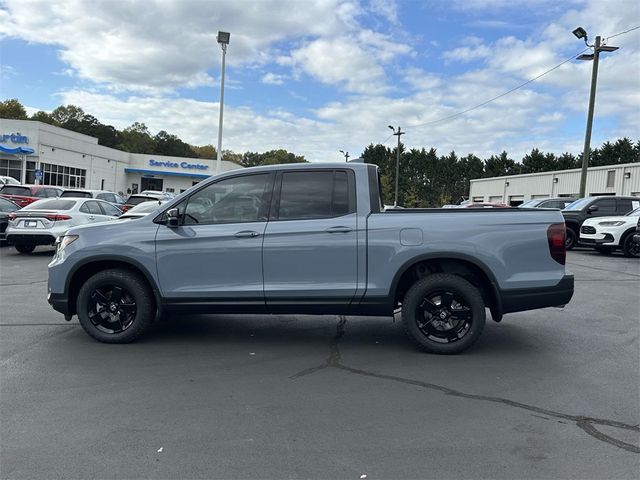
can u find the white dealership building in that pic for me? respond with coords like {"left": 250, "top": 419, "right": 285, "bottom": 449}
{"left": 469, "top": 162, "right": 640, "bottom": 206}
{"left": 0, "top": 119, "right": 241, "bottom": 195}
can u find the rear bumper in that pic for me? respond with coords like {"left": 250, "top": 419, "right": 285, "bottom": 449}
{"left": 6, "top": 233, "right": 57, "bottom": 245}
{"left": 500, "top": 274, "right": 574, "bottom": 314}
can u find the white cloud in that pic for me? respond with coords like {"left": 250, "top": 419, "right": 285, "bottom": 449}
{"left": 0, "top": 0, "right": 369, "bottom": 92}
{"left": 261, "top": 73, "right": 287, "bottom": 85}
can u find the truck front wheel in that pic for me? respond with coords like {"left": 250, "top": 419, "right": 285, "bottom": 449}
{"left": 76, "top": 269, "right": 155, "bottom": 343}
{"left": 402, "top": 274, "right": 486, "bottom": 354}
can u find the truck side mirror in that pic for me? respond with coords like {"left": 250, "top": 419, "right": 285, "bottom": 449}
{"left": 587, "top": 204, "right": 599, "bottom": 213}
{"left": 166, "top": 208, "right": 180, "bottom": 227}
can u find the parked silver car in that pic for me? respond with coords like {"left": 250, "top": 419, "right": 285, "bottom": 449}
{"left": 6, "top": 198, "right": 122, "bottom": 254}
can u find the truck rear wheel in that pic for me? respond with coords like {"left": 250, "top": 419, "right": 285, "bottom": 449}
{"left": 76, "top": 269, "right": 155, "bottom": 343}
{"left": 402, "top": 274, "right": 486, "bottom": 354}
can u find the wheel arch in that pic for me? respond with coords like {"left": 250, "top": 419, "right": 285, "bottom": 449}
{"left": 390, "top": 253, "right": 502, "bottom": 320}
{"left": 619, "top": 226, "right": 637, "bottom": 245}
{"left": 65, "top": 256, "right": 161, "bottom": 316}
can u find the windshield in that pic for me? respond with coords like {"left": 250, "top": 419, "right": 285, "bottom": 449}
{"left": 0, "top": 186, "right": 31, "bottom": 196}
{"left": 626, "top": 207, "right": 640, "bottom": 216}
{"left": 0, "top": 197, "right": 18, "bottom": 212}
{"left": 61, "top": 191, "right": 92, "bottom": 198}
{"left": 519, "top": 199, "right": 543, "bottom": 208}
{"left": 563, "top": 198, "right": 592, "bottom": 211}
{"left": 124, "top": 201, "right": 162, "bottom": 215}
{"left": 126, "top": 196, "right": 156, "bottom": 206}
{"left": 23, "top": 199, "right": 76, "bottom": 210}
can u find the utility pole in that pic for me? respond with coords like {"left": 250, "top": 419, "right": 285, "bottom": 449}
{"left": 216, "top": 31, "right": 230, "bottom": 173}
{"left": 572, "top": 27, "right": 618, "bottom": 197}
{"left": 339, "top": 150, "right": 350, "bottom": 162}
{"left": 388, "top": 126, "right": 404, "bottom": 207}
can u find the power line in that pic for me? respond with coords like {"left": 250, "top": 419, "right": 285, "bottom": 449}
{"left": 605, "top": 24, "right": 640, "bottom": 40}
{"left": 406, "top": 46, "right": 590, "bottom": 129}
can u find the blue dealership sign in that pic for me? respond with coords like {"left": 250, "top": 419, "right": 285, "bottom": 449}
{"left": 35, "top": 169, "right": 43, "bottom": 180}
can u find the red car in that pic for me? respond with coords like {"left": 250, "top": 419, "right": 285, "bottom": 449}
{"left": 0, "top": 185, "right": 64, "bottom": 208}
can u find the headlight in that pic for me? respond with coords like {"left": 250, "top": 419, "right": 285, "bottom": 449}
{"left": 598, "top": 221, "right": 625, "bottom": 226}
{"left": 56, "top": 234, "right": 78, "bottom": 252}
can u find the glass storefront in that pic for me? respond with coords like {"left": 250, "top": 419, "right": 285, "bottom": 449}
{"left": 42, "top": 162, "right": 86, "bottom": 188}
{"left": 0, "top": 158, "right": 22, "bottom": 181}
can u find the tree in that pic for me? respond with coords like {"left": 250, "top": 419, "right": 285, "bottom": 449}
{"left": 117, "top": 122, "right": 155, "bottom": 153}
{"left": 50, "top": 105, "right": 85, "bottom": 125}
{"left": 152, "top": 130, "right": 196, "bottom": 158}
{"left": 30, "top": 110, "right": 55, "bottom": 124}
{"left": 0, "top": 99, "right": 28, "bottom": 119}
{"left": 484, "top": 151, "right": 516, "bottom": 177}
{"left": 521, "top": 148, "right": 557, "bottom": 173}
{"left": 192, "top": 144, "right": 216, "bottom": 159}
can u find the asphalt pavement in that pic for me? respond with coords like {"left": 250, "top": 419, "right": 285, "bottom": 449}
{"left": 1, "top": 245, "right": 639, "bottom": 479}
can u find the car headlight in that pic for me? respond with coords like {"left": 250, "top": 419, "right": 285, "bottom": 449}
{"left": 55, "top": 234, "right": 78, "bottom": 252}
{"left": 598, "top": 221, "right": 625, "bottom": 226}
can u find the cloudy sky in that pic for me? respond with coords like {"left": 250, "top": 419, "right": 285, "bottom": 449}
{"left": 1, "top": 0, "right": 639, "bottom": 161}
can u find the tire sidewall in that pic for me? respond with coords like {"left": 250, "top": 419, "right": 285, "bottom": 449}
{"left": 77, "top": 269, "right": 154, "bottom": 343}
{"left": 622, "top": 234, "right": 640, "bottom": 258}
{"left": 565, "top": 228, "right": 576, "bottom": 250}
{"left": 402, "top": 274, "right": 486, "bottom": 354}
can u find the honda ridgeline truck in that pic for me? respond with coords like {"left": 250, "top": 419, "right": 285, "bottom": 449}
{"left": 48, "top": 163, "right": 573, "bottom": 354}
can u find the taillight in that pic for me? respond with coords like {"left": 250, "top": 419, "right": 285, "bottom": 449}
{"left": 46, "top": 214, "right": 72, "bottom": 221}
{"left": 122, "top": 205, "right": 130, "bottom": 212}
{"left": 8, "top": 213, "right": 16, "bottom": 221}
{"left": 547, "top": 223, "right": 566, "bottom": 265}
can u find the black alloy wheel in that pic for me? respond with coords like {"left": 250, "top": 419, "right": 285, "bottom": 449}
{"left": 77, "top": 269, "right": 155, "bottom": 343}
{"left": 622, "top": 234, "right": 640, "bottom": 258}
{"left": 402, "top": 273, "right": 486, "bottom": 354}
{"left": 88, "top": 285, "right": 137, "bottom": 334}
{"left": 416, "top": 291, "right": 472, "bottom": 344}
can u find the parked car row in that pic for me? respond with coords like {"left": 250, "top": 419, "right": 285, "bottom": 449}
{"left": 0, "top": 184, "right": 167, "bottom": 253}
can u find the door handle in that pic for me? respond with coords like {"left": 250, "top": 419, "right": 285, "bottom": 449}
{"left": 235, "top": 230, "right": 261, "bottom": 238}
{"left": 88, "top": 216, "right": 95, "bottom": 220}
{"left": 325, "top": 226, "right": 352, "bottom": 234}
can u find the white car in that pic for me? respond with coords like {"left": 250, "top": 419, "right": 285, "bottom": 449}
{"left": 117, "top": 199, "right": 165, "bottom": 220}
{"left": 580, "top": 206, "right": 640, "bottom": 257}
{"left": 5, "top": 198, "right": 122, "bottom": 254}
{"left": 0, "top": 176, "right": 21, "bottom": 186}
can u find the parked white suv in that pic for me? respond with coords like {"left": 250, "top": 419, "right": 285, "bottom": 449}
{"left": 580, "top": 206, "right": 640, "bottom": 257}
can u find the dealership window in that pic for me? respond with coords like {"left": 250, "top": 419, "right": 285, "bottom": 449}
{"left": 0, "top": 158, "right": 22, "bottom": 182}
{"left": 606, "top": 170, "right": 615, "bottom": 188}
{"left": 41, "top": 162, "right": 86, "bottom": 188}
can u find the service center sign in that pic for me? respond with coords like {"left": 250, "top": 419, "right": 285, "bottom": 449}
{"left": 148, "top": 159, "right": 209, "bottom": 170}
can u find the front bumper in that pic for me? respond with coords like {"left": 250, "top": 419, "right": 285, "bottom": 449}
{"left": 500, "top": 274, "right": 574, "bottom": 314}
{"left": 48, "top": 291, "right": 71, "bottom": 316}
{"left": 579, "top": 233, "right": 615, "bottom": 246}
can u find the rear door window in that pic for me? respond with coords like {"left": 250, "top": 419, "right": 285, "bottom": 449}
{"left": 99, "top": 202, "right": 122, "bottom": 216}
{"left": 276, "top": 170, "right": 353, "bottom": 220}
{"left": 594, "top": 198, "right": 616, "bottom": 214}
{"left": 80, "top": 201, "right": 103, "bottom": 215}
{"left": 616, "top": 199, "right": 633, "bottom": 214}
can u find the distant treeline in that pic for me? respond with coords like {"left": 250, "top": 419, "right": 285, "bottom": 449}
{"left": 361, "top": 138, "right": 639, "bottom": 207}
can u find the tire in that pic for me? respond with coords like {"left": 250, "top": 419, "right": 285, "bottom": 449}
{"left": 402, "top": 273, "right": 486, "bottom": 354}
{"left": 15, "top": 244, "right": 35, "bottom": 254}
{"left": 595, "top": 246, "right": 615, "bottom": 255}
{"left": 622, "top": 233, "right": 640, "bottom": 258}
{"left": 76, "top": 269, "right": 155, "bottom": 343}
{"left": 565, "top": 228, "right": 577, "bottom": 250}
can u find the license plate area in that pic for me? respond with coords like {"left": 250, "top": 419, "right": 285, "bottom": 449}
{"left": 24, "top": 220, "right": 38, "bottom": 228}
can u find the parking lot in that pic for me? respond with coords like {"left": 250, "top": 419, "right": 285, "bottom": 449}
{"left": 1, "top": 246, "right": 638, "bottom": 479}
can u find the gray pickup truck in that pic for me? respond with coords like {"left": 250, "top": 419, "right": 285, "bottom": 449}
{"left": 48, "top": 163, "right": 573, "bottom": 353}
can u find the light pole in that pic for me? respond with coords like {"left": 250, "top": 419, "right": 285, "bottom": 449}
{"left": 388, "top": 125, "right": 404, "bottom": 207}
{"left": 339, "top": 150, "right": 350, "bottom": 162}
{"left": 572, "top": 27, "right": 619, "bottom": 198}
{"left": 216, "top": 31, "right": 230, "bottom": 173}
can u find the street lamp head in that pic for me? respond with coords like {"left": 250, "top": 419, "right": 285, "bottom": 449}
{"left": 388, "top": 125, "right": 394, "bottom": 131}
{"left": 576, "top": 53, "right": 595, "bottom": 61}
{"left": 339, "top": 150, "right": 345, "bottom": 154}
{"left": 572, "top": 27, "right": 587, "bottom": 40}
{"left": 217, "top": 31, "right": 230, "bottom": 45}
{"left": 599, "top": 45, "right": 619, "bottom": 52}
